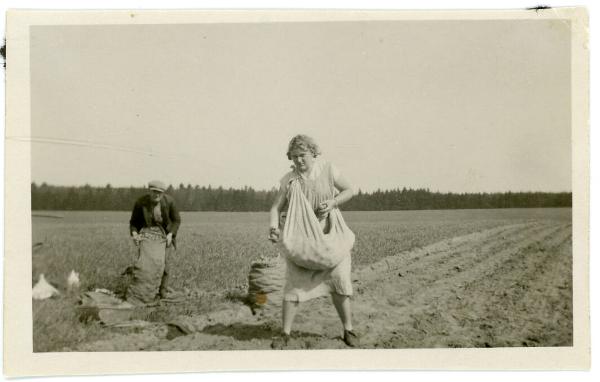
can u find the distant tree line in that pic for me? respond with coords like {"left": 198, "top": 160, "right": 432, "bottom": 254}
{"left": 31, "top": 183, "right": 571, "bottom": 212}
{"left": 345, "top": 188, "right": 571, "bottom": 211}
{"left": 31, "top": 183, "right": 276, "bottom": 211}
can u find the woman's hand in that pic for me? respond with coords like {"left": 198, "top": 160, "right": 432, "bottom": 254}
{"left": 268, "top": 227, "right": 281, "bottom": 243}
{"left": 318, "top": 199, "right": 337, "bottom": 217}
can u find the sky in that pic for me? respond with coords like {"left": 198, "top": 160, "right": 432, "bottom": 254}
{"left": 30, "top": 19, "right": 572, "bottom": 193}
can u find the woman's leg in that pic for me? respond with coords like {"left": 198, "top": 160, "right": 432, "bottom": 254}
{"left": 332, "top": 293, "right": 360, "bottom": 347}
{"left": 272, "top": 300, "right": 299, "bottom": 349}
{"left": 331, "top": 293, "right": 353, "bottom": 331}
{"left": 282, "top": 300, "right": 300, "bottom": 335}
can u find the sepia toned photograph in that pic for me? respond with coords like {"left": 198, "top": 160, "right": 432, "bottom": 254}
{"left": 3, "top": 7, "right": 589, "bottom": 376}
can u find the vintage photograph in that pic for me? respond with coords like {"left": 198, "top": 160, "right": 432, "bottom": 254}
{"left": 3, "top": 8, "right": 590, "bottom": 375}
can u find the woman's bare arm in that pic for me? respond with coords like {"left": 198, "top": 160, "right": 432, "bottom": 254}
{"left": 333, "top": 175, "right": 354, "bottom": 207}
{"left": 318, "top": 174, "right": 354, "bottom": 215}
{"left": 269, "top": 186, "right": 287, "bottom": 229}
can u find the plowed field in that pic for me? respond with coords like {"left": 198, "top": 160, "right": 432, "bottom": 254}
{"left": 69, "top": 217, "right": 571, "bottom": 351}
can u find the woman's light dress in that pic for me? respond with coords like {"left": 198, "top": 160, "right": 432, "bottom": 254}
{"left": 278, "top": 159, "right": 353, "bottom": 302}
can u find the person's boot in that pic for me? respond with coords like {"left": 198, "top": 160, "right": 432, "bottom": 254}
{"left": 271, "top": 333, "right": 292, "bottom": 349}
{"left": 343, "top": 330, "right": 361, "bottom": 347}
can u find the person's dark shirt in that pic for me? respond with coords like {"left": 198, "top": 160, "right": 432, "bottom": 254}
{"left": 129, "top": 193, "right": 181, "bottom": 240}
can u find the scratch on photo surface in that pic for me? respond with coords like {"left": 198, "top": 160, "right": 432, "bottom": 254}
{"left": 1, "top": 37, "right": 5, "bottom": 69}
{"left": 6, "top": 136, "right": 161, "bottom": 157}
{"left": 526, "top": 5, "right": 552, "bottom": 12}
{"left": 525, "top": 4, "right": 570, "bottom": 29}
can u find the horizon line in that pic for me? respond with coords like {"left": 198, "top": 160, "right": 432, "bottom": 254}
{"left": 30, "top": 181, "right": 573, "bottom": 195}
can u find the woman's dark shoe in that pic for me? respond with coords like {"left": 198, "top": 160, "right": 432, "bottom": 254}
{"left": 271, "top": 333, "right": 292, "bottom": 349}
{"left": 343, "top": 330, "right": 360, "bottom": 347}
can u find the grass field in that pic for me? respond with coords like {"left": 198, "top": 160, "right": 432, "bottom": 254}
{"left": 31, "top": 208, "right": 571, "bottom": 352}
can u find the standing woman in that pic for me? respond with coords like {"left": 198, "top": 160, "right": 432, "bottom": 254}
{"left": 269, "top": 134, "right": 359, "bottom": 348}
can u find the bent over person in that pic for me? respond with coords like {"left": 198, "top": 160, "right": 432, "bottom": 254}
{"left": 128, "top": 180, "right": 181, "bottom": 304}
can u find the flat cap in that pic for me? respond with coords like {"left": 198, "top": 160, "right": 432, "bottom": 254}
{"left": 148, "top": 180, "right": 166, "bottom": 192}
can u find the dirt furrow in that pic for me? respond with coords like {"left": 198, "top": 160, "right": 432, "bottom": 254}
{"left": 355, "top": 223, "right": 564, "bottom": 313}
{"left": 368, "top": 224, "right": 572, "bottom": 348}
{"left": 354, "top": 222, "right": 551, "bottom": 290}
{"left": 462, "top": 231, "right": 573, "bottom": 347}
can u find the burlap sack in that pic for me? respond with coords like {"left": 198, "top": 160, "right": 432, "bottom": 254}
{"left": 281, "top": 179, "right": 355, "bottom": 270}
{"left": 126, "top": 227, "right": 167, "bottom": 305}
{"left": 78, "top": 290, "right": 134, "bottom": 325}
{"left": 247, "top": 256, "right": 285, "bottom": 309}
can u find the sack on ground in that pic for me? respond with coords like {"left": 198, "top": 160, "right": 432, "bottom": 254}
{"left": 78, "top": 289, "right": 134, "bottom": 325}
{"left": 247, "top": 255, "right": 285, "bottom": 308}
